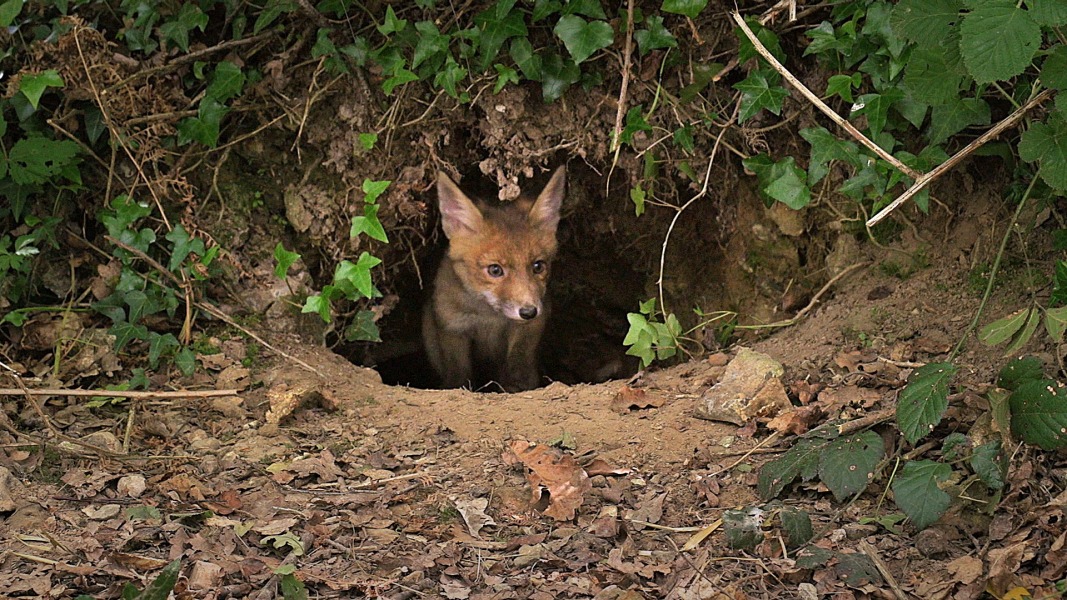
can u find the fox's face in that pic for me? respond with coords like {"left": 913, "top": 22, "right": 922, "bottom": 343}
{"left": 437, "top": 168, "right": 565, "bottom": 322}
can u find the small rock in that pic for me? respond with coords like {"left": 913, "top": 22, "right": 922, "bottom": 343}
{"left": 696, "top": 348, "right": 791, "bottom": 425}
{"left": 117, "top": 474, "right": 146, "bottom": 498}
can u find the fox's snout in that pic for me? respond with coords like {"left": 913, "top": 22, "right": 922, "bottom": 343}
{"left": 519, "top": 305, "right": 538, "bottom": 320}
{"left": 482, "top": 291, "right": 543, "bottom": 322}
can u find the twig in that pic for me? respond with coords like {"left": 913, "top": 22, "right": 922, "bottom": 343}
{"left": 107, "top": 32, "right": 275, "bottom": 92}
{"left": 0, "top": 388, "right": 238, "bottom": 399}
{"left": 706, "top": 432, "right": 780, "bottom": 478}
{"left": 858, "top": 540, "right": 910, "bottom": 600}
{"left": 731, "top": 12, "right": 920, "bottom": 181}
{"left": 837, "top": 409, "right": 893, "bottom": 436}
{"left": 735, "top": 261, "right": 870, "bottom": 330}
{"left": 609, "top": 0, "right": 635, "bottom": 158}
{"left": 867, "top": 89, "right": 1053, "bottom": 227}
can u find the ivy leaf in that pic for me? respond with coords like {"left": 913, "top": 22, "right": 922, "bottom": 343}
{"left": 18, "top": 70, "right": 64, "bottom": 110}
{"left": 344, "top": 310, "right": 381, "bottom": 342}
{"left": 1025, "top": 0, "right": 1067, "bottom": 26}
{"left": 279, "top": 573, "right": 309, "bottom": 600}
{"left": 825, "top": 73, "right": 859, "bottom": 103}
{"left": 335, "top": 252, "right": 382, "bottom": 299}
{"left": 434, "top": 57, "right": 468, "bottom": 100}
{"left": 554, "top": 15, "right": 613, "bottom": 64}
{"left": 979, "top": 308, "right": 1030, "bottom": 345}
{"left": 413, "top": 21, "right": 450, "bottom": 69}
{"left": 927, "top": 97, "right": 990, "bottom": 145}
{"left": 896, "top": 362, "right": 957, "bottom": 444}
{"left": 362, "top": 179, "right": 391, "bottom": 203}
{"left": 1041, "top": 46, "right": 1067, "bottom": 90}
{"left": 358, "top": 132, "right": 377, "bottom": 151}
{"left": 662, "top": 0, "right": 708, "bottom": 19}
{"left": 892, "top": 460, "right": 951, "bottom": 530}
{"left": 852, "top": 88, "right": 903, "bottom": 139}
{"left": 1009, "top": 379, "right": 1067, "bottom": 449}
{"left": 377, "top": 5, "right": 407, "bottom": 35}
{"left": 510, "top": 38, "right": 543, "bottom": 80}
{"left": 541, "top": 52, "right": 580, "bottom": 102}
{"left": 742, "top": 154, "right": 811, "bottom": 210}
{"left": 350, "top": 204, "right": 389, "bottom": 242}
{"left": 254, "top": 0, "right": 298, "bottom": 34}
{"left": 532, "top": 0, "right": 562, "bottom": 22}
{"left": 635, "top": 15, "right": 677, "bottom": 55}
{"left": 619, "top": 105, "right": 652, "bottom": 146}
{"left": 474, "top": 0, "right": 527, "bottom": 71}
{"left": 734, "top": 71, "right": 789, "bottom": 122}
{"left": 302, "top": 293, "right": 331, "bottom": 322}
{"left": 165, "top": 224, "right": 205, "bottom": 271}
{"left": 159, "top": 3, "right": 208, "bottom": 52}
{"left": 207, "top": 62, "right": 245, "bottom": 102}
{"left": 630, "top": 185, "right": 646, "bottom": 216}
{"left": 1018, "top": 113, "right": 1067, "bottom": 191}
{"left": 382, "top": 68, "right": 419, "bottom": 95}
{"left": 148, "top": 332, "right": 180, "bottom": 369}
{"left": 175, "top": 347, "right": 196, "bottom": 375}
{"left": 562, "top": 0, "right": 606, "bottom": 19}
{"left": 110, "top": 321, "right": 149, "bottom": 352}
{"left": 890, "top": 0, "right": 962, "bottom": 43}
{"left": 960, "top": 0, "right": 1041, "bottom": 84}
{"left": 273, "top": 243, "right": 301, "bottom": 279}
{"left": 673, "top": 124, "right": 695, "bottom": 153}
{"left": 177, "top": 97, "right": 229, "bottom": 147}
{"left": 493, "top": 64, "right": 520, "bottom": 93}
{"left": 818, "top": 431, "right": 884, "bottom": 502}
{"left": 800, "top": 126, "right": 860, "bottom": 184}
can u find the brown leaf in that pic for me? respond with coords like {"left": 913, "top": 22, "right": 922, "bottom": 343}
{"left": 610, "top": 386, "right": 665, "bottom": 413}
{"left": 583, "top": 458, "right": 629, "bottom": 477}
{"left": 505, "top": 440, "right": 591, "bottom": 521}
{"left": 766, "top": 405, "right": 823, "bottom": 435}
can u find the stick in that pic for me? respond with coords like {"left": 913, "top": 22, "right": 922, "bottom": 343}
{"left": 0, "top": 388, "right": 239, "bottom": 399}
{"left": 858, "top": 540, "right": 909, "bottom": 600}
{"left": 867, "top": 89, "right": 1053, "bottom": 227}
{"left": 731, "top": 12, "right": 921, "bottom": 181}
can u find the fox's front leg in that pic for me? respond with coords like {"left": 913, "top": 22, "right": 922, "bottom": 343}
{"left": 423, "top": 318, "right": 473, "bottom": 389}
{"left": 502, "top": 320, "right": 545, "bottom": 391}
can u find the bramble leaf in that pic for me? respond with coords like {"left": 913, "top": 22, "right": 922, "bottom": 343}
{"left": 960, "top": 0, "right": 1040, "bottom": 84}
{"left": 1040, "top": 46, "right": 1067, "bottom": 90}
{"left": 979, "top": 308, "right": 1031, "bottom": 346}
{"left": 1046, "top": 306, "right": 1067, "bottom": 342}
{"left": 1009, "top": 379, "right": 1067, "bottom": 449}
{"left": 998, "top": 356, "right": 1045, "bottom": 391}
{"left": 1018, "top": 114, "right": 1067, "bottom": 191}
{"left": 927, "top": 98, "right": 990, "bottom": 145}
{"left": 818, "top": 431, "right": 884, "bottom": 502}
{"left": 971, "top": 440, "right": 1005, "bottom": 490}
{"left": 891, "top": 0, "right": 962, "bottom": 43}
{"left": 1004, "top": 306, "right": 1041, "bottom": 355}
{"left": 1026, "top": 0, "right": 1067, "bottom": 26}
{"left": 896, "top": 362, "right": 957, "bottom": 444}
{"left": 780, "top": 507, "right": 813, "bottom": 548}
{"left": 757, "top": 437, "right": 826, "bottom": 500}
{"left": 892, "top": 460, "right": 951, "bottom": 530}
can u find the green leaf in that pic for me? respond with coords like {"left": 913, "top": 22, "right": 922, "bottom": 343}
{"left": 927, "top": 98, "right": 990, "bottom": 145}
{"left": 18, "top": 70, "right": 64, "bottom": 110}
{"left": 742, "top": 154, "right": 811, "bottom": 210}
{"left": 280, "top": 573, "right": 309, "bottom": 600}
{"left": 630, "top": 185, "right": 646, "bottom": 217}
{"left": 1004, "top": 306, "right": 1041, "bottom": 355}
{"left": 623, "top": 312, "right": 656, "bottom": 366}
{"left": 1009, "top": 379, "right": 1067, "bottom": 449}
{"left": 148, "top": 332, "right": 180, "bottom": 369}
{"left": 336, "top": 252, "right": 382, "bottom": 298}
{"left": 891, "top": 460, "right": 951, "bottom": 530}
{"left": 413, "top": 20, "right": 450, "bottom": 68}
{"left": 166, "top": 224, "right": 205, "bottom": 271}
{"left": 818, "top": 431, "right": 884, "bottom": 502}
{"left": 661, "top": 0, "right": 708, "bottom": 19}
{"left": 680, "top": 62, "right": 722, "bottom": 103}
{"left": 0, "top": 0, "right": 23, "bottom": 27}
{"left": 344, "top": 310, "right": 381, "bottom": 342}
{"left": 493, "top": 64, "right": 520, "bottom": 93}
{"left": 853, "top": 88, "right": 903, "bottom": 139}
{"left": 177, "top": 97, "right": 229, "bottom": 147}
{"left": 532, "top": 0, "right": 562, "bottom": 21}
{"left": 206, "top": 62, "right": 245, "bottom": 103}
{"left": 254, "top": 0, "right": 298, "bottom": 34}
{"left": 563, "top": 0, "right": 606, "bottom": 19}
{"left": 7, "top": 136, "right": 80, "bottom": 185}
{"left": 780, "top": 507, "right": 813, "bottom": 548}
{"left": 960, "top": 0, "right": 1041, "bottom": 84}
{"left": 159, "top": 4, "right": 208, "bottom": 52}
{"left": 540, "top": 53, "right": 580, "bottom": 102}
{"left": 890, "top": 0, "right": 962, "bottom": 43}
{"left": 510, "top": 38, "right": 543, "bottom": 80}
{"left": 635, "top": 15, "right": 677, "bottom": 55}
{"left": 619, "top": 105, "right": 652, "bottom": 146}
{"left": 434, "top": 56, "right": 468, "bottom": 99}
{"left": 176, "top": 347, "right": 196, "bottom": 375}
{"left": 382, "top": 69, "right": 419, "bottom": 95}
{"left": 350, "top": 204, "right": 389, "bottom": 243}
{"left": 554, "top": 15, "right": 614, "bottom": 64}
{"left": 362, "top": 179, "right": 390, "bottom": 203}
{"left": 825, "top": 73, "right": 858, "bottom": 103}
{"left": 757, "top": 437, "right": 826, "bottom": 500}
{"left": 998, "top": 356, "right": 1045, "bottom": 391}
{"left": 138, "top": 560, "right": 182, "bottom": 600}
{"left": 1018, "top": 114, "right": 1067, "bottom": 191}
{"left": 970, "top": 440, "right": 1005, "bottom": 490}
{"left": 1026, "top": 0, "right": 1067, "bottom": 26}
{"left": 979, "top": 308, "right": 1031, "bottom": 346}
{"left": 126, "top": 505, "right": 162, "bottom": 521}
{"left": 273, "top": 243, "right": 301, "bottom": 279}
{"left": 734, "top": 71, "right": 789, "bottom": 122}
{"left": 1046, "top": 306, "right": 1067, "bottom": 342}
{"left": 302, "top": 294, "right": 332, "bottom": 322}
{"left": 896, "top": 362, "right": 957, "bottom": 444}
{"left": 673, "top": 124, "right": 695, "bottom": 153}
{"left": 902, "top": 35, "right": 967, "bottom": 106}
{"left": 800, "top": 126, "right": 860, "bottom": 184}
{"left": 378, "top": 5, "right": 407, "bottom": 35}
{"left": 358, "top": 132, "right": 378, "bottom": 151}
{"left": 1040, "top": 46, "right": 1067, "bottom": 90}
{"left": 474, "top": 0, "right": 527, "bottom": 71}
{"left": 110, "top": 321, "right": 149, "bottom": 352}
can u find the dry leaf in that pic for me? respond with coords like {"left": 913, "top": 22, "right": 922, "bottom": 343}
{"left": 610, "top": 386, "right": 665, "bottom": 413}
{"left": 505, "top": 440, "right": 591, "bottom": 521}
{"left": 453, "top": 497, "right": 496, "bottom": 539}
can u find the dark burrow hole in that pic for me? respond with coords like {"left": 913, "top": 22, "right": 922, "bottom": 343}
{"left": 341, "top": 165, "right": 647, "bottom": 392}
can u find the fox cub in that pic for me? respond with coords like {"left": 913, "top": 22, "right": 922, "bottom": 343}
{"left": 423, "top": 167, "right": 566, "bottom": 391}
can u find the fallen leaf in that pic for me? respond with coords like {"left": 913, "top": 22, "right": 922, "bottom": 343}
{"left": 505, "top": 440, "right": 591, "bottom": 521}
{"left": 610, "top": 386, "right": 665, "bottom": 413}
{"left": 453, "top": 496, "right": 496, "bottom": 539}
{"left": 681, "top": 518, "right": 723, "bottom": 551}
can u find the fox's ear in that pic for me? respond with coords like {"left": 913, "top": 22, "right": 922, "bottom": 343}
{"left": 437, "top": 172, "right": 484, "bottom": 239}
{"left": 529, "top": 166, "right": 566, "bottom": 232}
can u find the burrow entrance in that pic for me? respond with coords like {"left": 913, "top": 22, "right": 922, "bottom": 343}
{"left": 343, "top": 164, "right": 656, "bottom": 391}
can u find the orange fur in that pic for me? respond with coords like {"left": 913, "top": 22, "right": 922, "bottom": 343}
{"left": 423, "top": 167, "right": 566, "bottom": 391}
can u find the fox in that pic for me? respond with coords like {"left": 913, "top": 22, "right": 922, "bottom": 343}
{"left": 422, "top": 166, "right": 567, "bottom": 392}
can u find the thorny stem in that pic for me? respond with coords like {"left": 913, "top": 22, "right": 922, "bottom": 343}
{"left": 950, "top": 175, "right": 1039, "bottom": 361}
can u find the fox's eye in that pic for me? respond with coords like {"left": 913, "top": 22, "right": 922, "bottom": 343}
{"left": 532, "top": 260, "right": 547, "bottom": 274}
{"left": 487, "top": 264, "right": 505, "bottom": 278}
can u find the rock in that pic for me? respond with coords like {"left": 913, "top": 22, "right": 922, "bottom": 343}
{"left": 696, "top": 347, "right": 791, "bottom": 425}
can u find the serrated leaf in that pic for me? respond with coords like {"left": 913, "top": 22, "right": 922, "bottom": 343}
{"left": 971, "top": 440, "right": 1005, "bottom": 490}
{"left": 780, "top": 507, "right": 813, "bottom": 548}
{"left": 139, "top": 559, "right": 182, "bottom": 600}
{"left": 928, "top": 98, "right": 990, "bottom": 145}
{"left": 1018, "top": 115, "right": 1067, "bottom": 191}
{"left": 1046, "top": 306, "right": 1067, "bottom": 342}
{"left": 891, "top": 460, "right": 951, "bottom": 530}
{"left": 662, "top": 0, "right": 707, "bottom": 19}
{"left": 818, "top": 431, "right": 884, "bottom": 502}
{"left": 1004, "top": 306, "right": 1041, "bottom": 355}
{"left": 735, "top": 71, "right": 789, "bottom": 122}
{"left": 1040, "top": 46, "right": 1067, "bottom": 90}
{"left": 960, "top": 1, "right": 1041, "bottom": 84}
{"left": 1009, "top": 379, "right": 1067, "bottom": 449}
{"left": 18, "top": 70, "right": 64, "bottom": 110}
{"left": 902, "top": 34, "right": 967, "bottom": 106}
{"left": 273, "top": 243, "right": 301, "bottom": 279}
{"left": 554, "top": 15, "right": 613, "bottom": 64}
{"left": 757, "top": 437, "right": 826, "bottom": 500}
{"left": 897, "top": 362, "right": 957, "bottom": 444}
{"left": 1026, "top": 0, "right": 1067, "bottom": 26}
{"left": 998, "top": 356, "right": 1045, "bottom": 391}
{"left": 979, "top": 308, "right": 1031, "bottom": 345}
{"left": 891, "top": 0, "right": 963, "bottom": 43}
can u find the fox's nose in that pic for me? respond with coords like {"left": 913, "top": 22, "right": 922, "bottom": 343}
{"left": 519, "top": 306, "right": 539, "bottom": 320}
